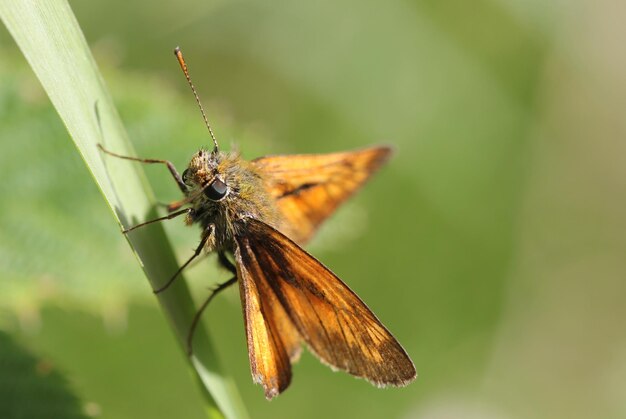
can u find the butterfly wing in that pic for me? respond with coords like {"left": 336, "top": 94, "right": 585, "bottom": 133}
{"left": 234, "top": 218, "right": 416, "bottom": 397}
{"left": 236, "top": 243, "right": 303, "bottom": 399}
{"left": 252, "top": 146, "right": 392, "bottom": 244}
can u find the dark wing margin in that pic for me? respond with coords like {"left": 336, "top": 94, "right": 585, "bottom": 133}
{"left": 234, "top": 218, "right": 416, "bottom": 397}
{"left": 251, "top": 147, "right": 392, "bottom": 244}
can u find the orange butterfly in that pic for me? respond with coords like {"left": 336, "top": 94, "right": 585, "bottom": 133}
{"left": 100, "top": 47, "right": 416, "bottom": 399}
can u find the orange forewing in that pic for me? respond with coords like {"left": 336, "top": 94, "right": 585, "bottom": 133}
{"left": 252, "top": 147, "right": 392, "bottom": 244}
{"left": 235, "top": 218, "right": 415, "bottom": 398}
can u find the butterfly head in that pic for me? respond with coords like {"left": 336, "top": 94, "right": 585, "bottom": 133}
{"left": 182, "top": 149, "right": 231, "bottom": 202}
{"left": 182, "top": 149, "right": 278, "bottom": 229}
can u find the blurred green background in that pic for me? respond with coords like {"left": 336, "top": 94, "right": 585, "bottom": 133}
{"left": 1, "top": 0, "right": 626, "bottom": 418}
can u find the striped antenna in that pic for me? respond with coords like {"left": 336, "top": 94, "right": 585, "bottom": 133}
{"left": 174, "top": 47, "right": 219, "bottom": 152}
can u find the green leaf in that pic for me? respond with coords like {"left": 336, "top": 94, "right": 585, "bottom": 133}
{"left": 0, "top": 1, "right": 248, "bottom": 418}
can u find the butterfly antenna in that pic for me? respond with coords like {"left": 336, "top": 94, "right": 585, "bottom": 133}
{"left": 174, "top": 47, "right": 219, "bottom": 153}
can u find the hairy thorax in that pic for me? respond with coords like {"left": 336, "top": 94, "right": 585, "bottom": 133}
{"left": 182, "top": 149, "right": 280, "bottom": 253}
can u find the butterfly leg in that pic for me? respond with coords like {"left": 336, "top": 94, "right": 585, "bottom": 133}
{"left": 218, "top": 251, "right": 237, "bottom": 275}
{"left": 187, "top": 276, "right": 238, "bottom": 355}
{"left": 97, "top": 144, "right": 187, "bottom": 193}
{"left": 123, "top": 208, "right": 193, "bottom": 233}
{"left": 153, "top": 224, "right": 213, "bottom": 294}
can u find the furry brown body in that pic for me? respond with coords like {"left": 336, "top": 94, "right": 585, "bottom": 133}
{"left": 183, "top": 149, "right": 279, "bottom": 254}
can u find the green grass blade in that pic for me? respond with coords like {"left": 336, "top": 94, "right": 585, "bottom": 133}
{"left": 0, "top": 1, "right": 248, "bottom": 418}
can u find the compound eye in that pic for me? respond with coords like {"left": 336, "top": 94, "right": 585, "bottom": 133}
{"left": 182, "top": 169, "right": 191, "bottom": 185}
{"left": 204, "top": 178, "right": 228, "bottom": 201}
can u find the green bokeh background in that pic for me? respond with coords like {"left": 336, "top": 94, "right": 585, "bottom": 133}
{"left": 1, "top": 1, "right": 626, "bottom": 418}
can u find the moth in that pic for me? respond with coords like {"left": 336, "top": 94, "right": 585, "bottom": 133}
{"left": 100, "top": 47, "right": 416, "bottom": 399}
